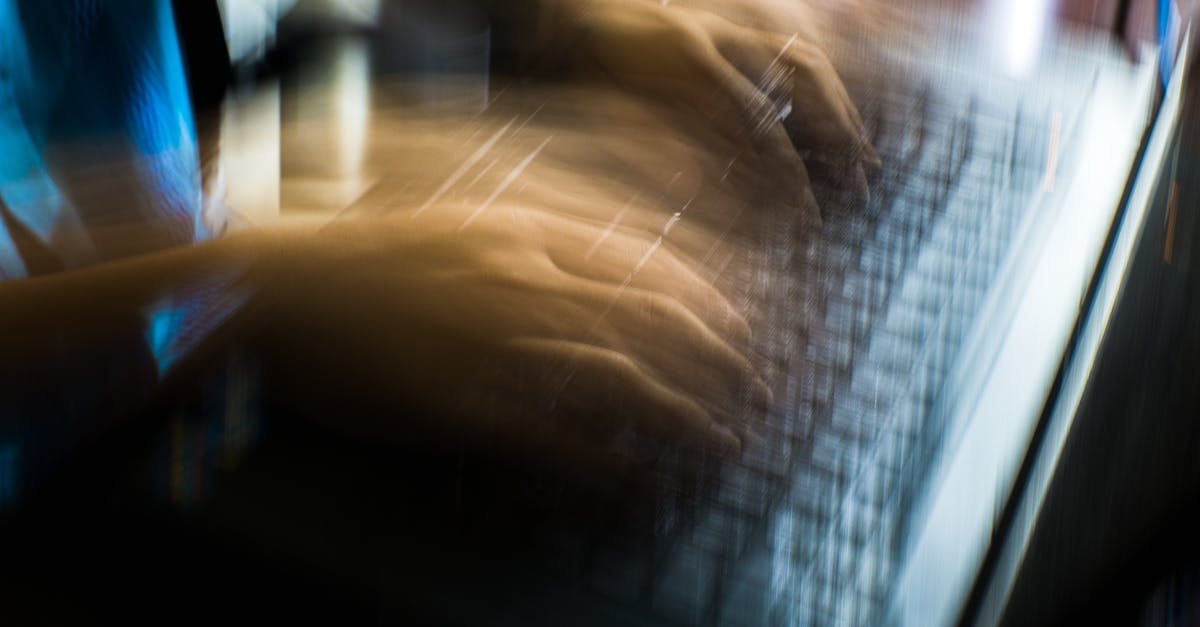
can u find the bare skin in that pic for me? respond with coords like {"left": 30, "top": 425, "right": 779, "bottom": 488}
{"left": 523, "top": 0, "right": 879, "bottom": 217}
{"left": 0, "top": 198, "right": 762, "bottom": 488}
{"left": 1, "top": 0, "right": 876, "bottom": 490}
{"left": 258, "top": 202, "right": 768, "bottom": 484}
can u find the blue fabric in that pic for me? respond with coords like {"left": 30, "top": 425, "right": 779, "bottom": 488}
{"left": 0, "top": 0, "right": 257, "bottom": 507}
{"left": 4, "top": 0, "right": 206, "bottom": 254}
{"left": 1161, "top": 0, "right": 1178, "bottom": 87}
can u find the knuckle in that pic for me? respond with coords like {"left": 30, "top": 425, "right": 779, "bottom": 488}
{"left": 644, "top": 291, "right": 689, "bottom": 324}
{"left": 599, "top": 349, "right": 642, "bottom": 382}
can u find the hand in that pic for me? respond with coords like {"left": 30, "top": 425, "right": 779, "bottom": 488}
{"left": 564, "top": 0, "right": 879, "bottom": 217}
{"left": 255, "top": 201, "right": 767, "bottom": 490}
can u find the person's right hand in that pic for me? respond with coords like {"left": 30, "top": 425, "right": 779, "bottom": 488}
{"left": 560, "top": 0, "right": 879, "bottom": 218}
{"left": 254, "top": 200, "right": 767, "bottom": 490}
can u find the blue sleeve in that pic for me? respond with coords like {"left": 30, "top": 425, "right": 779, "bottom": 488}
{"left": 0, "top": 0, "right": 259, "bottom": 510}
{"left": 11, "top": 0, "right": 209, "bottom": 245}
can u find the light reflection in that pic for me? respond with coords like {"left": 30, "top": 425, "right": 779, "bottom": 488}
{"left": 142, "top": 274, "right": 253, "bottom": 377}
{"left": 216, "top": 0, "right": 298, "bottom": 65}
{"left": 991, "top": 0, "right": 1052, "bottom": 78}
{"left": 281, "top": 40, "right": 372, "bottom": 216}
{"left": 221, "top": 82, "right": 282, "bottom": 227}
{"left": 334, "top": 41, "right": 371, "bottom": 181}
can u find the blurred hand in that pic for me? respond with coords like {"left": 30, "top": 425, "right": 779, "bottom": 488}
{"left": 566, "top": 0, "right": 879, "bottom": 217}
{"left": 256, "top": 202, "right": 767, "bottom": 489}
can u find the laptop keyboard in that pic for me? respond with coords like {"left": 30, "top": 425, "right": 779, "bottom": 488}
{"left": 753, "top": 86, "right": 1050, "bottom": 626}
{"left": 312, "top": 50, "right": 1067, "bottom": 627}
{"left": 579, "top": 76, "right": 1057, "bottom": 625}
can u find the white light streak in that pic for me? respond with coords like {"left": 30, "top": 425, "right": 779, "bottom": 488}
{"left": 458, "top": 136, "right": 553, "bottom": 231}
{"left": 413, "top": 116, "right": 517, "bottom": 217}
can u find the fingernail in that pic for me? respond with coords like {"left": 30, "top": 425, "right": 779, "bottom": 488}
{"left": 708, "top": 423, "right": 741, "bottom": 458}
{"left": 862, "top": 141, "right": 883, "bottom": 171}
{"left": 753, "top": 376, "right": 774, "bottom": 409}
{"left": 854, "top": 165, "right": 870, "bottom": 203}
{"left": 800, "top": 185, "right": 822, "bottom": 229}
{"left": 725, "top": 303, "right": 752, "bottom": 340}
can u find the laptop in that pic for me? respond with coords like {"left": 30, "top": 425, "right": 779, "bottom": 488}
{"left": 0, "top": 2, "right": 1167, "bottom": 625}
{"left": 466, "top": 4, "right": 1157, "bottom": 625}
{"left": 206, "top": 4, "right": 1162, "bottom": 626}
{"left": 244, "top": 4, "right": 1159, "bottom": 623}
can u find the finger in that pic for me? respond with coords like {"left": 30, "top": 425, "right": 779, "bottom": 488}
{"left": 571, "top": 282, "right": 771, "bottom": 417}
{"left": 759, "top": 37, "right": 881, "bottom": 196}
{"left": 572, "top": 292, "right": 770, "bottom": 424}
{"left": 784, "top": 61, "right": 865, "bottom": 157}
{"left": 621, "top": 334, "right": 773, "bottom": 418}
{"left": 536, "top": 214, "right": 753, "bottom": 344}
{"left": 505, "top": 337, "right": 742, "bottom": 457}
{"left": 703, "top": 16, "right": 864, "bottom": 154}
{"left": 514, "top": 177, "right": 736, "bottom": 262}
{"left": 715, "top": 75, "right": 823, "bottom": 225}
{"left": 775, "top": 37, "right": 878, "bottom": 167}
{"left": 702, "top": 399, "right": 766, "bottom": 451}
{"left": 674, "top": 39, "right": 821, "bottom": 220}
{"left": 555, "top": 274, "right": 759, "bottom": 391}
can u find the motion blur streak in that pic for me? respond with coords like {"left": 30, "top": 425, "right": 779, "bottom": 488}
{"left": 0, "top": 2, "right": 1177, "bottom": 626}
